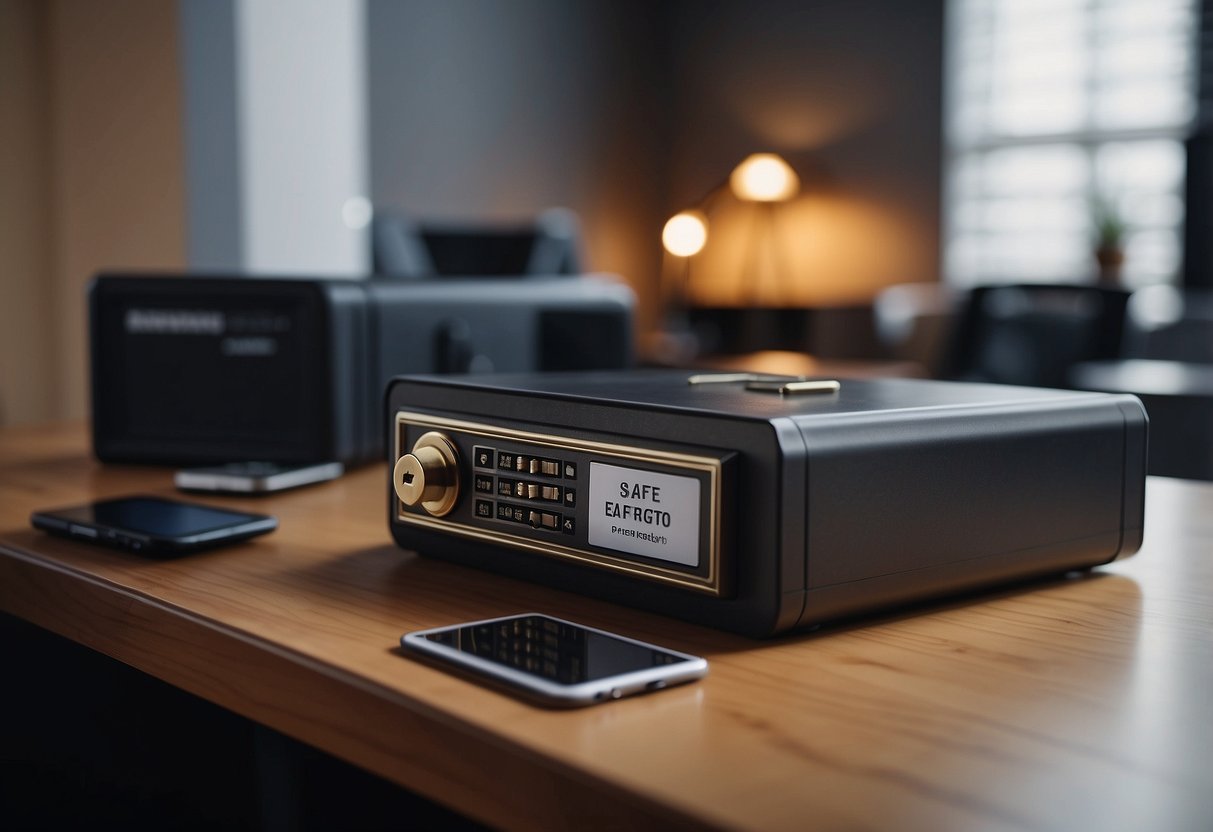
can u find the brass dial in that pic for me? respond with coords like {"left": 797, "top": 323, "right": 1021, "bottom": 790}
{"left": 393, "top": 431, "right": 460, "bottom": 516}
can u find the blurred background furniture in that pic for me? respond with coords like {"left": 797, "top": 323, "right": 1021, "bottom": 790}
{"left": 689, "top": 349, "right": 924, "bottom": 379}
{"left": 1072, "top": 359, "right": 1213, "bottom": 481}
{"left": 1120, "top": 285, "right": 1213, "bottom": 362}
{"left": 1070, "top": 285, "right": 1213, "bottom": 481}
{"left": 873, "top": 281, "right": 961, "bottom": 378}
{"left": 372, "top": 207, "right": 583, "bottom": 279}
{"left": 685, "top": 305, "right": 883, "bottom": 360}
{"left": 943, "top": 284, "right": 1130, "bottom": 388}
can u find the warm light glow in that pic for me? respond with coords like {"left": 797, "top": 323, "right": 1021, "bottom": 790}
{"left": 662, "top": 211, "right": 709, "bottom": 257}
{"left": 729, "top": 153, "right": 799, "bottom": 202}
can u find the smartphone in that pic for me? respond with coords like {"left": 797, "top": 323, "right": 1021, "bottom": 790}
{"left": 400, "top": 613, "right": 708, "bottom": 707}
{"left": 31, "top": 495, "right": 277, "bottom": 556}
{"left": 174, "top": 461, "right": 344, "bottom": 494}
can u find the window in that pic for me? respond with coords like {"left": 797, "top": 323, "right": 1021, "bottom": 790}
{"left": 944, "top": 0, "right": 1197, "bottom": 288}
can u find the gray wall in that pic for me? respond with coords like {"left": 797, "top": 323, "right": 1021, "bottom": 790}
{"left": 179, "top": 0, "right": 242, "bottom": 270}
{"left": 181, "top": 0, "right": 370, "bottom": 276}
{"left": 368, "top": 0, "right": 671, "bottom": 329}
{"left": 367, "top": 0, "right": 944, "bottom": 332}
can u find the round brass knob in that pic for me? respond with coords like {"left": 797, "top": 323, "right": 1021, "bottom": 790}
{"left": 393, "top": 431, "right": 460, "bottom": 516}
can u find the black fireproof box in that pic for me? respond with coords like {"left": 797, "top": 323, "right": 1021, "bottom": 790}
{"left": 90, "top": 273, "right": 633, "bottom": 466}
{"left": 386, "top": 370, "right": 1147, "bottom": 637}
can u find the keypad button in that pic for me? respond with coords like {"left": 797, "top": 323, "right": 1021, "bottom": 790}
{"left": 473, "top": 446, "right": 495, "bottom": 469}
{"left": 563, "top": 462, "right": 577, "bottom": 479}
{"left": 561, "top": 516, "right": 576, "bottom": 535}
{"left": 475, "top": 500, "right": 493, "bottom": 518}
{"left": 541, "top": 512, "right": 559, "bottom": 529}
{"left": 563, "top": 488, "right": 576, "bottom": 507}
{"left": 475, "top": 475, "right": 494, "bottom": 494}
{"left": 497, "top": 452, "right": 515, "bottom": 471}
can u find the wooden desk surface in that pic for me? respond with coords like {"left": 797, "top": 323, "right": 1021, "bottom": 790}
{"left": 2, "top": 424, "right": 1211, "bottom": 830}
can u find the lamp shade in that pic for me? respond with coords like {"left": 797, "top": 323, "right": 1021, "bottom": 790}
{"left": 729, "top": 153, "right": 799, "bottom": 202}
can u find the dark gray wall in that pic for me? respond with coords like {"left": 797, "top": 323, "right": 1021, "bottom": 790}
{"left": 367, "top": 0, "right": 944, "bottom": 332}
{"left": 368, "top": 0, "right": 671, "bottom": 329}
{"left": 179, "top": 0, "right": 242, "bottom": 270}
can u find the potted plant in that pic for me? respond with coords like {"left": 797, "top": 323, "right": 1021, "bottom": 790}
{"left": 1092, "top": 197, "right": 1126, "bottom": 287}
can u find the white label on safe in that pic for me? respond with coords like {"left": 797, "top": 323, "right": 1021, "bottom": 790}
{"left": 588, "top": 462, "right": 700, "bottom": 567}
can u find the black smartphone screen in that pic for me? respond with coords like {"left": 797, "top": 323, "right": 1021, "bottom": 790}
{"left": 56, "top": 497, "right": 261, "bottom": 537}
{"left": 31, "top": 496, "right": 276, "bottom": 554}
{"left": 419, "top": 614, "right": 687, "bottom": 685}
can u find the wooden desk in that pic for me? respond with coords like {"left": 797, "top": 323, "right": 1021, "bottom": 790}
{"left": 2, "top": 424, "right": 1212, "bottom": 830}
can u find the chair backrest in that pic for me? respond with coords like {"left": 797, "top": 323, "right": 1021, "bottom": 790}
{"left": 372, "top": 208, "right": 583, "bottom": 279}
{"left": 943, "top": 283, "right": 1130, "bottom": 388}
{"left": 1122, "top": 285, "right": 1213, "bottom": 363}
{"left": 872, "top": 281, "right": 960, "bottom": 376}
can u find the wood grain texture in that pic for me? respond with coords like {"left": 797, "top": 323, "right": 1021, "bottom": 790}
{"left": 1, "top": 423, "right": 1211, "bottom": 831}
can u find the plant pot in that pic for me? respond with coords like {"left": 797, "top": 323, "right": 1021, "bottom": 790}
{"left": 1095, "top": 246, "right": 1125, "bottom": 287}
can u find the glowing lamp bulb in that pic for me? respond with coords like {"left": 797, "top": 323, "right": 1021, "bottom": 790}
{"left": 730, "top": 153, "right": 799, "bottom": 202}
{"left": 662, "top": 211, "right": 709, "bottom": 257}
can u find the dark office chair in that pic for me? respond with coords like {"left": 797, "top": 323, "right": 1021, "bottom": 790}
{"left": 1121, "top": 285, "right": 1213, "bottom": 362}
{"left": 872, "top": 281, "right": 961, "bottom": 377}
{"left": 372, "top": 208, "right": 584, "bottom": 278}
{"left": 1073, "top": 284, "right": 1213, "bottom": 480}
{"left": 943, "top": 283, "right": 1130, "bottom": 388}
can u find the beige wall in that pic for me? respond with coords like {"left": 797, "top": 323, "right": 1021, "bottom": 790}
{"left": 0, "top": 0, "right": 54, "bottom": 425}
{"left": 0, "top": 0, "right": 186, "bottom": 426}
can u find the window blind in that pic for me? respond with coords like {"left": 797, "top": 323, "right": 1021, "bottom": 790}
{"left": 945, "top": 0, "right": 1197, "bottom": 288}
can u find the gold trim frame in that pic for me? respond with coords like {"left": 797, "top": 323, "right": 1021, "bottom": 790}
{"left": 394, "top": 411, "right": 724, "bottom": 595}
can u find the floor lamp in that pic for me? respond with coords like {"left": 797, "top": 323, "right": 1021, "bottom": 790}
{"left": 657, "top": 153, "right": 800, "bottom": 359}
